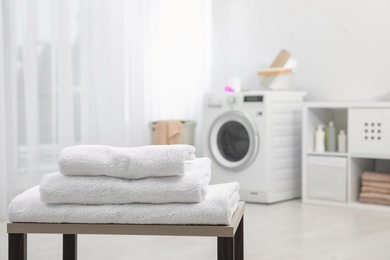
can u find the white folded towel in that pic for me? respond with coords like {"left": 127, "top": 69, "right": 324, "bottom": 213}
{"left": 58, "top": 144, "right": 196, "bottom": 179}
{"left": 40, "top": 158, "right": 211, "bottom": 204}
{"left": 8, "top": 182, "right": 240, "bottom": 225}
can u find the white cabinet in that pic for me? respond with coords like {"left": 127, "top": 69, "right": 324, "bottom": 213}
{"left": 307, "top": 156, "right": 347, "bottom": 202}
{"left": 302, "top": 102, "right": 390, "bottom": 212}
{"left": 349, "top": 108, "right": 390, "bottom": 155}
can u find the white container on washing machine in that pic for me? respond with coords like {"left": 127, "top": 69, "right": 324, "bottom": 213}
{"left": 202, "top": 91, "right": 306, "bottom": 203}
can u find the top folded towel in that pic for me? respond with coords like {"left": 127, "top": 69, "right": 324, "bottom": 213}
{"left": 58, "top": 144, "right": 196, "bottom": 179}
{"left": 362, "top": 171, "right": 390, "bottom": 183}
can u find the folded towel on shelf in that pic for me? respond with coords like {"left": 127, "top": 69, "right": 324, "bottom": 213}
{"left": 361, "top": 186, "right": 390, "bottom": 195}
{"left": 361, "top": 171, "right": 390, "bottom": 183}
{"left": 360, "top": 192, "right": 390, "bottom": 201}
{"left": 40, "top": 158, "right": 211, "bottom": 204}
{"left": 360, "top": 197, "right": 390, "bottom": 206}
{"left": 360, "top": 192, "right": 390, "bottom": 206}
{"left": 8, "top": 182, "right": 240, "bottom": 225}
{"left": 58, "top": 144, "right": 196, "bottom": 179}
{"left": 362, "top": 181, "right": 390, "bottom": 190}
{"left": 359, "top": 192, "right": 390, "bottom": 206}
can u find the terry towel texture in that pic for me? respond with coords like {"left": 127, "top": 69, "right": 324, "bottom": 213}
{"left": 58, "top": 144, "right": 196, "bottom": 179}
{"left": 9, "top": 182, "right": 240, "bottom": 225}
{"left": 40, "top": 158, "right": 211, "bottom": 204}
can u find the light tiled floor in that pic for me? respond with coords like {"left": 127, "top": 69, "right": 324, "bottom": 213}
{"left": 2, "top": 200, "right": 390, "bottom": 259}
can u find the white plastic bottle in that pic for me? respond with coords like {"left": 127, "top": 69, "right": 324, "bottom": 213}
{"left": 314, "top": 124, "right": 325, "bottom": 152}
{"left": 327, "top": 121, "right": 336, "bottom": 152}
{"left": 338, "top": 129, "right": 347, "bottom": 153}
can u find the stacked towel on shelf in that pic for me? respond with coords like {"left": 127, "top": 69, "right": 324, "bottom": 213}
{"left": 8, "top": 144, "right": 240, "bottom": 225}
{"left": 9, "top": 182, "right": 240, "bottom": 225}
{"left": 359, "top": 171, "right": 390, "bottom": 206}
{"left": 40, "top": 157, "right": 211, "bottom": 204}
{"left": 58, "top": 144, "right": 196, "bottom": 179}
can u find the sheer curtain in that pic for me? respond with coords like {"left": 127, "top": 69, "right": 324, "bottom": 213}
{"left": 0, "top": 0, "right": 7, "bottom": 219}
{"left": 0, "top": 0, "right": 211, "bottom": 220}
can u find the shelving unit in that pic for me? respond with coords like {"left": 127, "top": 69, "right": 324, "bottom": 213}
{"left": 302, "top": 102, "right": 390, "bottom": 212}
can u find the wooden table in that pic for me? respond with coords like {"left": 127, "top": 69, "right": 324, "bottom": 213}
{"left": 8, "top": 202, "right": 245, "bottom": 260}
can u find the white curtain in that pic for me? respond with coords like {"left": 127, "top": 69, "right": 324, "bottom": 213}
{"left": 0, "top": 0, "right": 211, "bottom": 220}
{"left": 0, "top": 0, "right": 7, "bottom": 219}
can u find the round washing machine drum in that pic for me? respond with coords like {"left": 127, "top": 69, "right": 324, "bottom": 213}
{"left": 209, "top": 110, "right": 259, "bottom": 171}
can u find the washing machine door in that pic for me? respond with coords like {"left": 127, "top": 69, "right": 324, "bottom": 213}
{"left": 209, "top": 110, "right": 259, "bottom": 171}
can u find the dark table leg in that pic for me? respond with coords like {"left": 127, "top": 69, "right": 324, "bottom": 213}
{"left": 218, "top": 236, "right": 234, "bottom": 260}
{"left": 63, "top": 234, "right": 77, "bottom": 260}
{"left": 234, "top": 217, "right": 244, "bottom": 260}
{"left": 217, "top": 215, "right": 244, "bottom": 260}
{"left": 9, "top": 233, "right": 27, "bottom": 260}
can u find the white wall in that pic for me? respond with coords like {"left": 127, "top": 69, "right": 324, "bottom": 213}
{"left": 211, "top": 0, "right": 390, "bottom": 101}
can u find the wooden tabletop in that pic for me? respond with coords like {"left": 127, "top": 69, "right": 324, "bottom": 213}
{"left": 7, "top": 202, "right": 245, "bottom": 238}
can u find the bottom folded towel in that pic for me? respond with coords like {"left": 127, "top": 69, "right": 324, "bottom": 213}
{"left": 360, "top": 192, "right": 390, "bottom": 206}
{"left": 8, "top": 182, "right": 240, "bottom": 225}
{"left": 360, "top": 197, "right": 390, "bottom": 206}
{"left": 360, "top": 192, "right": 390, "bottom": 201}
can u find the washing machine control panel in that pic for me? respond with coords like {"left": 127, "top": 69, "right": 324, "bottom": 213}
{"left": 244, "top": 95, "right": 263, "bottom": 102}
{"left": 206, "top": 94, "right": 265, "bottom": 109}
{"left": 227, "top": 95, "right": 264, "bottom": 105}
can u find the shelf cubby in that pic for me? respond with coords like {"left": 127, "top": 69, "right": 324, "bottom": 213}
{"left": 302, "top": 102, "right": 390, "bottom": 212}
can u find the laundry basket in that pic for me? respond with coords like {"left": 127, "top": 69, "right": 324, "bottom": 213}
{"left": 148, "top": 120, "right": 196, "bottom": 145}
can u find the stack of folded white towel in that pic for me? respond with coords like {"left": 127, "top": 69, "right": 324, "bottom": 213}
{"left": 8, "top": 144, "right": 240, "bottom": 225}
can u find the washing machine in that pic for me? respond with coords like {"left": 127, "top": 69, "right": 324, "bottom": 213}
{"left": 202, "top": 91, "right": 306, "bottom": 203}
